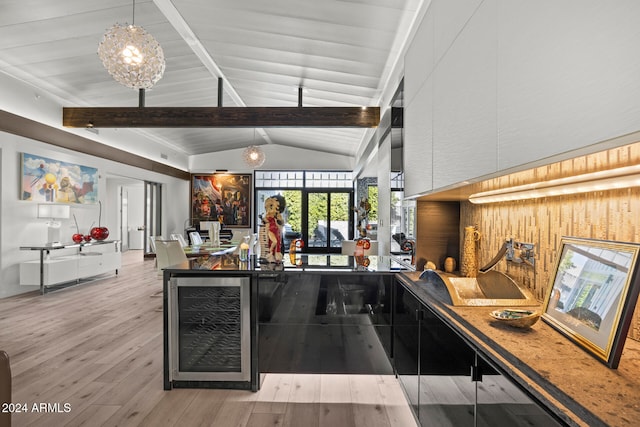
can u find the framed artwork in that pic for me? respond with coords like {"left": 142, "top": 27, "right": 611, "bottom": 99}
{"left": 21, "top": 153, "right": 98, "bottom": 204}
{"left": 191, "top": 173, "right": 251, "bottom": 227}
{"left": 542, "top": 237, "right": 640, "bottom": 368}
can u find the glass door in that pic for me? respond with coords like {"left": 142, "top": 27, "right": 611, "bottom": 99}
{"left": 306, "top": 191, "right": 351, "bottom": 252}
{"left": 144, "top": 181, "right": 162, "bottom": 255}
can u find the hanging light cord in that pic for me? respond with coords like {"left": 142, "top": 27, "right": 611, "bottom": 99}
{"left": 132, "top": 0, "right": 136, "bottom": 25}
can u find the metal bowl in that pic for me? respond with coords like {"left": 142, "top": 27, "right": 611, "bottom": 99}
{"left": 489, "top": 309, "right": 540, "bottom": 328}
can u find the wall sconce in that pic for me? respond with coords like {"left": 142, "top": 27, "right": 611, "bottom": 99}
{"left": 469, "top": 164, "right": 640, "bottom": 204}
{"left": 38, "top": 204, "right": 70, "bottom": 246}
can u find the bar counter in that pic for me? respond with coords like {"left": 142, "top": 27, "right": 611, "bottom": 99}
{"left": 162, "top": 254, "right": 640, "bottom": 426}
{"left": 162, "top": 254, "right": 403, "bottom": 393}
{"left": 396, "top": 271, "right": 640, "bottom": 427}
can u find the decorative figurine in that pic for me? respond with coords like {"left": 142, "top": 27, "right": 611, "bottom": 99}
{"left": 354, "top": 238, "right": 371, "bottom": 267}
{"left": 260, "top": 196, "right": 284, "bottom": 263}
{"left": 354, "top": 197, "right": 371, "bottom": 238}
{"left": 289, "top": 238, "right": 304, "bottom": 266}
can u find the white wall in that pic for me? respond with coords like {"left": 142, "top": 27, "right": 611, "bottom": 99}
{"left": 403, "top": 0, "right": 640, "bottom": 198}
{"left": 190, "top": 144, "right": 354, "bottom": 172}
{"left": 0, "top": 73, "right": 189, "bottom": 172}
{"left": 377, "top": 134, "right": 392, "bottom": 255}
{"left": 0, "top": 132, "right": 189, "bottom": 298}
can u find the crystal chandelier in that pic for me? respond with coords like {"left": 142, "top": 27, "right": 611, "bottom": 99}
{"left": 97, "top": 1, "right": 165, "bottom": 90}
{"left": 243, "top": 145, "right": 266, "bottom": 168}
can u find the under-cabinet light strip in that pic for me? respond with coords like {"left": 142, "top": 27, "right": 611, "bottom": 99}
{"left": 469, "top": 164, "right": 640, "bottom": 204}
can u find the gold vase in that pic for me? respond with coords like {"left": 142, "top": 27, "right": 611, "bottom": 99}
{"left": 460, "top": 226, "right": 481, "bottom": 278}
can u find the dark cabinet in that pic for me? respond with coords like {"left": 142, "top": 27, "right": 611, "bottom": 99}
{"left": 475, "top": 354, "right": 562, "bottom": 426}
{"left": 394, "top": 282, "right": 475, "bottom": 426}
{"left": 393, "top": 283, "right": 420, "bottom": 414}
{"left": 394, "top": 282, "right": 564, "bottom": 427}
{"left": 418, "top": 299, "right": 476, "bottom": 425}
{"left": 258, "top": 272, "right": 394, "bottom": 375}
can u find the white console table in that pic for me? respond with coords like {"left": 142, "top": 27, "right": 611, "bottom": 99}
{"left": 20, "top": 240, "right": 121, "bottom": 294}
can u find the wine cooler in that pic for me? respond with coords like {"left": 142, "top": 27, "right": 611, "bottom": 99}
{"left": 167, "top": 276, "right": 250, "bottom": 385}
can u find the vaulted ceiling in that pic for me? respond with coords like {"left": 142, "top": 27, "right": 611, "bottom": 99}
{"left": 0, "top": 0, "right": 423, "bottom": 159}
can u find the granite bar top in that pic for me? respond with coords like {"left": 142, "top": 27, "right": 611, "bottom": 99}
{"left": 396, "top": 272, "right": 640, "bottom": 427}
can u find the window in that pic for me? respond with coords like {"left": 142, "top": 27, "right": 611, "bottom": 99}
{"left": 255, "top": 171, "right": 354, "bottom": 252}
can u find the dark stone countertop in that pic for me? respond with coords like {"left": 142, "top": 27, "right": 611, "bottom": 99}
{"left": 396, "top": 272, "right": 640, "bottom": 427}
{"left": 163, "top": 253, "right": 407, "bottom": 274}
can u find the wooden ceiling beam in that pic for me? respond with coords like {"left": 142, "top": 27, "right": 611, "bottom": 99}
{"left": 62, "top": 106, "right": 380, "bottom": 128}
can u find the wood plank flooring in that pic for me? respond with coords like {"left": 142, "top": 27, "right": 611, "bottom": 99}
{"left": 0, "top": 251, "right": 417, "bottom": 427}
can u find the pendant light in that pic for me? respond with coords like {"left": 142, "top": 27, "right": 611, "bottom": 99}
{"left": 97, "top": 0, "right": 165, "bottom": 90}
{"left": 243, "top": 130, "right": 266, "bottom": 168}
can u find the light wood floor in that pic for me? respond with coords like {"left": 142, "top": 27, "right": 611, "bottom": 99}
{"left": 0, "top": 251, "right": 417, "bottom": 427}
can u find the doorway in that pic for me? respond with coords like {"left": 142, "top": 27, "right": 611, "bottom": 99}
{"left": 120, "top": 187, "right": 129, "bottom": 251}
{"left": 143, "top": 181, "right": 162, "bottom": 254}
{"left": 107, "top": 175, "right": 145, "bottom": 253}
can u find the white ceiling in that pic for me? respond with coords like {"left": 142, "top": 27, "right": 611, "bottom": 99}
{"left": 0, "top": 0, "right": 423, "bottom": 159}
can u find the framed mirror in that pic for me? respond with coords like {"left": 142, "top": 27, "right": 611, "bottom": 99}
{"left": 542, "top": 237, "right": 640, "bottom": 368}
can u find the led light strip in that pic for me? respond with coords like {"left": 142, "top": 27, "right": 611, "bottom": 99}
{"left": 469, "top": 164, "right": 640, "bottom": 204}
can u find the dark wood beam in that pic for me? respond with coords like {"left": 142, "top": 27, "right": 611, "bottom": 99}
{"left": 62, "top": 106, "right": 380, "bottom": 128}
{"left": 0, "top": 110, "right": 190, "bottom": 181}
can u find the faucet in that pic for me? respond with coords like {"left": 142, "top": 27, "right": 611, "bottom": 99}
{"left": 478, "top": 239, "right": 510, "bottom": 273}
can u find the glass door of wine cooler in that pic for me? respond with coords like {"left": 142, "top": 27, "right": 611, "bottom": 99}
{"left": 168, "top": 276, "right": 250, "bottom": 382}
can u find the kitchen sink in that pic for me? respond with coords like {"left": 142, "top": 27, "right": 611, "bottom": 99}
{"left": 405, "top": 269, "right": 540, "bottom": 307}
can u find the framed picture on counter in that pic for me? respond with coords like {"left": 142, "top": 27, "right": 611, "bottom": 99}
{"left": 191, "top": 173, "right": 251, "bottom": 227}
{"left": 542, "top": 237, "right": 640, "bottom": 368}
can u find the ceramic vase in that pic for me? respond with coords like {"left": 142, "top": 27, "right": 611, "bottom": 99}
{"left": 444, "top": 257, "right": 456, "bottom": 273}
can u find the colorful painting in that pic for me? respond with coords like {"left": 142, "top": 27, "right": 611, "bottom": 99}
{"left": 21, "top": 153, "right": 98, "bottom": 204}
{"left": 191, "top": 173, "right": 251, "bottom": 227}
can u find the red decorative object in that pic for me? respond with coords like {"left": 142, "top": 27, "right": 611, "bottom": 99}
{"left": 84, "top": 235, "right": 92, "bottom": 242}
{"left": 90, "top": 201, "right": 109, "bottom": 241}
{"left": 72, "top": 214, "right": 83, "bottom": 243}
{"left": 90, "top": 227, "right": 109, "bottom": 241}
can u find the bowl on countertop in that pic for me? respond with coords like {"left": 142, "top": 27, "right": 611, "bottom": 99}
{"left": 489, "top": 308, "right": 540, "bottom": 328}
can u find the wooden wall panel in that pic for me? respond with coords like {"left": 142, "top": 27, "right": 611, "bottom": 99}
{"left": 416, "top": 201, "right": 460, "bottom": 270}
